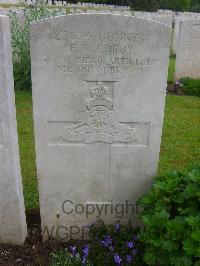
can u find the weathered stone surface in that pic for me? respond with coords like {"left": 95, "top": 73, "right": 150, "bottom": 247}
{"left": 172, "top": 14, "right": 200, "bottom": 54}
{"left": 134, "top": 11, "right": 173, "bottom": 28}
{"left": 0, "top": 15, "right": 27, "bottom": 245}
{"left": 175, "top": 19, "right": 200, "bottom": 80}
{"left": 172, "top": 16, "right": 183, "bottom": 54}
{"left": 31, "top": 14, "right": 170, "bottom": 241}
{"left": 172, "top": 16, "right": 190, "bottom": 54}
{"left": 0, "top": 0, "right": 19, "bottom": 4}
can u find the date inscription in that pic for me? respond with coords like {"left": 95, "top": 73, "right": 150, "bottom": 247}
{"left": 42, "top": 31, "right": 158, "bottom": 74}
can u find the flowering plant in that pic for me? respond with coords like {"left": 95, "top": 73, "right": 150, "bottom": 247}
{"left": 87, "top": 221, "right": 142, "bottom": 265}
{"left": 51, "top": 221, "right": 142, "bottom": 265}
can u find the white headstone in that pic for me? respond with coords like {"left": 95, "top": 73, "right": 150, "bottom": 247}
{"left": 0, "top": 0, "right": 19, "bottom": 3}
{"left": 0, "top": 15, "right": 27, "bottom": 245}
{"left": 175, "top": 19, "right": 200, "bottom": 80}
{"left": 30, "top": 14, "right": 170, "bottom": 241}
{"left": 172, "top": 14, "right": 200, "bottom": 54}
{"left": 0, "top": 8, "right": 9, "bottom": 16}
{"left": 153, "top": 14, "right": 173, "bottom": 28}
{"left": 122, "top": 11, "right": 132, "bottom": 16}
{"left": 134, "top": 11, "right": 173, "bottom": 28}
{"left": 172, "top": 16, "right": 185, "bottom": 54}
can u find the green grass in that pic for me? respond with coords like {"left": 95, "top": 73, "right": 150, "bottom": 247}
{"left": 15, "top": 91, "right": 200, "bottom": 210}
{"left": 15, "top": 91, "right": 39, "bottom": 209}
{"left": 167, "top": 56, "right": 176, "bottom": 83}
{"left": 158, "top": 95, "right": 200, "bottom": 175}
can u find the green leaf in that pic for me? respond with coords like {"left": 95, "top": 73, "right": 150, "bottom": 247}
{"left": 183, "top": 239, "right": 198, "bottom": 255}
{"left": 171, "top": 255, "right": 193, "bottom": 266}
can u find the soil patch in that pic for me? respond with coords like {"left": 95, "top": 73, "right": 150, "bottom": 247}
{"left": 0, "top": 209, "right": 86, "bottom": 266}
{"left": 167, "top": 83, "right": 184, "bottom": 95}
{"left": 0, "top": 209, "right": 55, "bottom": 266}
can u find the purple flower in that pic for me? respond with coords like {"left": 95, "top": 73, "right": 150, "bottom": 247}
{"left": 114, "top": 253, "right": 122, "bottom": 265}
{"left": 127, "top": 241, "right": 134, "bottom": 248}
{"left": 82, "top": 245, "right": 89, "bottom": 264}
{"left": 69, "top": 245, "right": 77, "bottom": 256}
{"left": 132, "top": 249, "right": 139, "bottom": 254}
{"left": 126, "top": 254, "right": 132, "bottom": 263}
{"left": 101, "top": 235, "right": 112, "bottom": 247}
{"left": 115, "top": 223, "right": 120, "bottom": 230}
{"left": 83, "top": 244, "right": 89, "bottom": 256}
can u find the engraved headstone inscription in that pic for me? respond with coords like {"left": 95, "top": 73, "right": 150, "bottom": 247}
{"left": 0, "top": 15, "right": 27, "bottom": 244}
{"left": 175, "top": 19, "right": 200, "bottom": 80}
{"left": 30, "top": 14, "right": 170, "bottom": 240}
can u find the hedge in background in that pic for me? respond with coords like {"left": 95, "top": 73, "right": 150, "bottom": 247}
{"left": 139, "top": 166, "right": 200, "bottom": 266}
{"left": 180, "top": 78, "right": 200, "bottom": 97}
{"left": 9, "top": 5, "right": 63, "bottom": 91}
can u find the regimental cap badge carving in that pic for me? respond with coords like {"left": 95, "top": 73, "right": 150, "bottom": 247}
{"left": 62, "top": 81, "right": 137, "bottom": 144}
{"left": 86, "top": 82, "right": 113, "bottom": 110}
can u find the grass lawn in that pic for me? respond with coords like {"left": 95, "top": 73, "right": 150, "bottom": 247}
{"left": 15, "top": 91, "right": 200, "bottom": 210}
{"left": 15, "top": 91, "right": 38, "bottom": 210}
{"left": 167, "top": 56, "right": 176, "bottom": 83}
{"left": 158, "top": 95, "right": 200, "bottom": 175}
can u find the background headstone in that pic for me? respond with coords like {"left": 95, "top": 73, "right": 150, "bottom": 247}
{"left": 175, "top": 19, "right": 200, "bottom": 80}
{"left": 134, "top": 11, "right": 173, "bottom": 28}
{"left": 31, "top": 14, "right": 170, "bottom": 241}
{"left": 0, "top": 15, "right": 27, "bottom": 245}
{"left": 172, "top": 15, "right": 185, "bottom": 54}
{"left": 172, "top": 14, "right": 200, "bottom": 54}
{"left": 0, "top": 0, "right": 19, "bottom": 3}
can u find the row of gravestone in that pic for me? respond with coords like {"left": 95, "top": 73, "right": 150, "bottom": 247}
{"left": 2, "top": 6, "right": 200, "bottom": 77}
{"left": 0, "top": 5, "right": 199, "bottom": 40}
{"left": 74, "top": 11, "right": 200, "bottom": 80}
{"left": 22, "top": 0, "right": 130, "bottom": 9}
{"left": 0, "top": 13, "right": 199, "bottom": 245}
